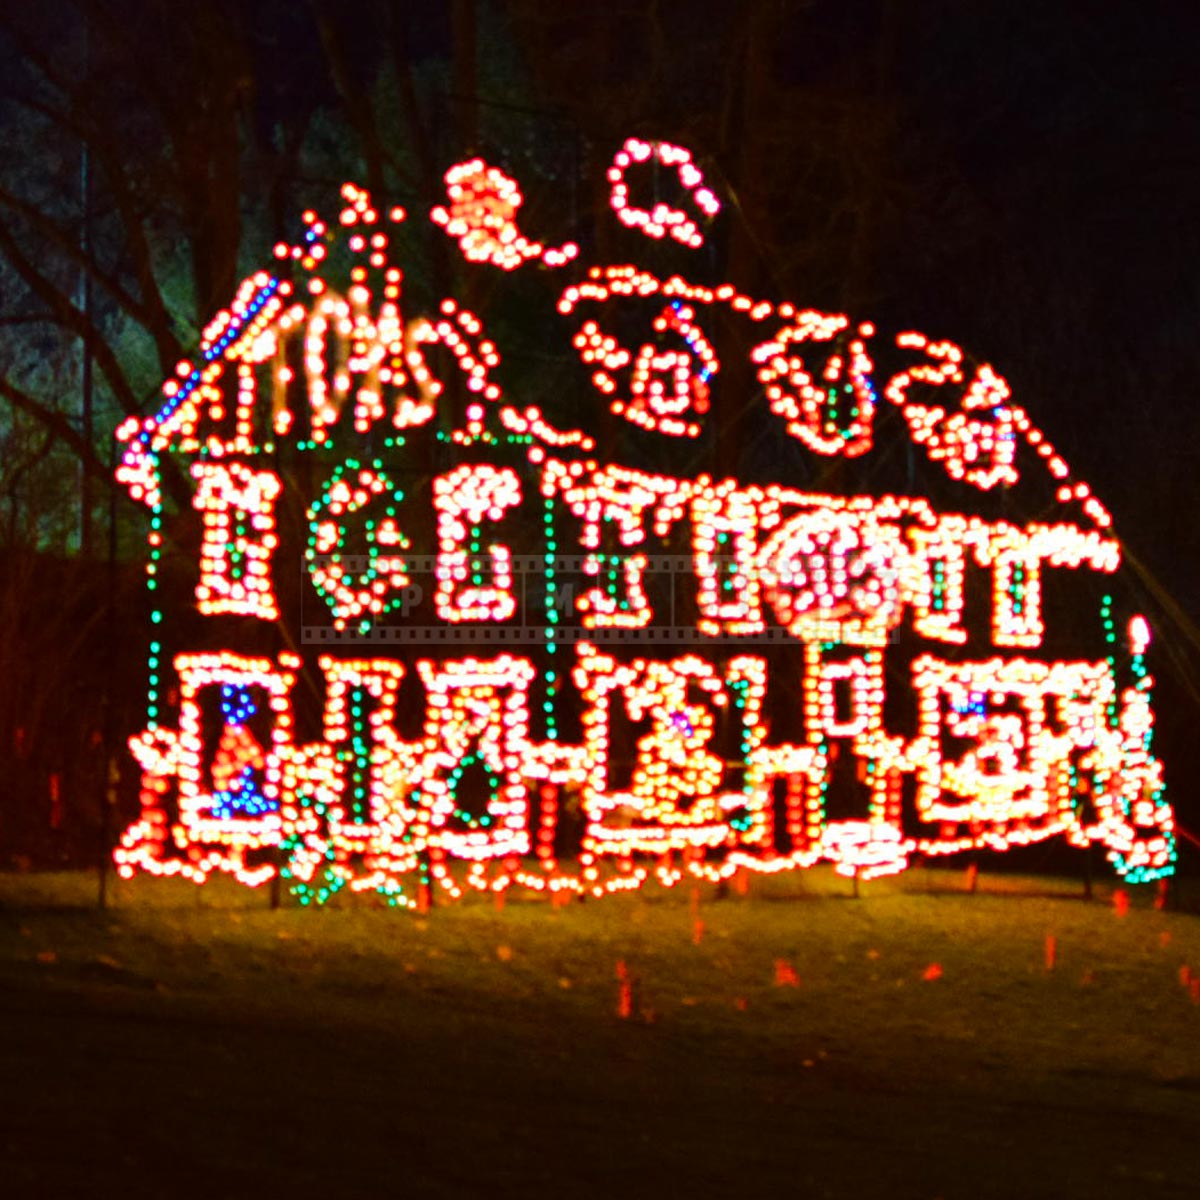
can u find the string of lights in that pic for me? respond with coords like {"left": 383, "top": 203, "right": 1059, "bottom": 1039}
{"left": 110, "top": 143, "right": 1174, "bottom": 901}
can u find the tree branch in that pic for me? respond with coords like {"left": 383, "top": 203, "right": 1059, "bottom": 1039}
{"left": 0, "top": 375, "right": 109, "bottom": 479}
{"left": 0, "top": 88, "right": 186, "bottom": 376}
{"left": 0, "top": 184, "right": 146, "bottom": 324}
{"left": 0, "top": 211, "right": 142, "bottom": 418}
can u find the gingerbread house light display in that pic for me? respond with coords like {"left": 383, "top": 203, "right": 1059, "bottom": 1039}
{"left": 112, "top": 138, "right": 1175, "bottom": 905}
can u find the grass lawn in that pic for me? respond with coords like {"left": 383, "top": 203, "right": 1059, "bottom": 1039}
{"left": 1, "top": 866, "right": 1197, "bottom": 1199}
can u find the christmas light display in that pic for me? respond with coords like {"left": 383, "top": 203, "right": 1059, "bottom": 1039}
{"left": 432, "top": 159, "right": 578, "bottom": 270}
{"left": 192, "top": 463, "right": 282, "bottom": 619}
{"left": 112, "top": 138, "right": 1175, "bottom": 904}
{"left": 752, "top": 312, "right": 876, "bottom": 456}
{"left": 306, "top": 461, "right": 411, "bottom": 630}
{"left": 608, "top": 138, "right": 721, "bottom": 248}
